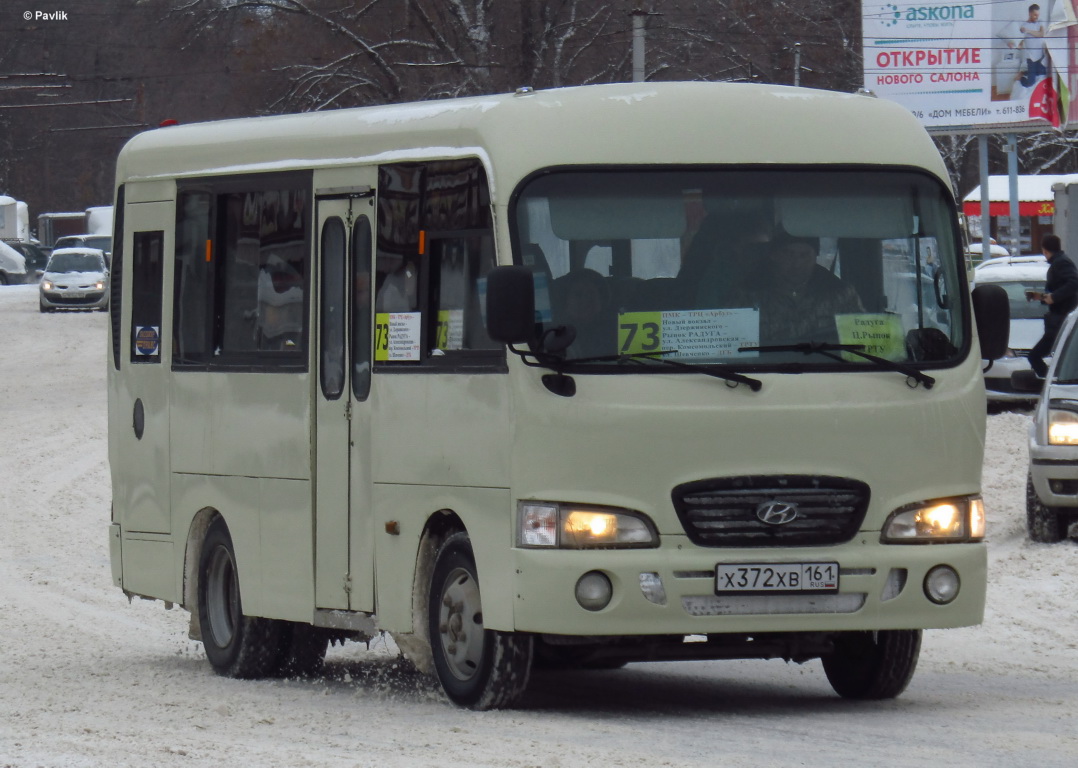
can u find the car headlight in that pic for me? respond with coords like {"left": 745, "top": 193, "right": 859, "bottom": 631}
{"left": 42, "top": 280, "right": 53, "bottom": 290}
{"left": 95, "top": 281, "right": 105, "bottom": 290}
{"left": 518, "top": 501, "right": 659, "bottom": 549}
{"left": 881, "top": 496, "right": 985, "bottom": 543}
{"left": 1048, "top": 403, "right": 1078, "bottom": 445}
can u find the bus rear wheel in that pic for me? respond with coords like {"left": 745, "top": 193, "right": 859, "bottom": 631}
{"left": 821, "top": 629, "right": 921, "bottom": 700}
{"left": 198, "top": 517, "right": 282, "bottom": 678}
{"left": 428, "top": 531, "right": 532, "bottom": 709}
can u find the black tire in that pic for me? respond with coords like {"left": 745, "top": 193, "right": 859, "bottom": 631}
{"left": 198, "top": 516, "right": 282, "bottom": 679}
{"left": 821, "top": 629, "right": 921, "bottom": 700}
{"left": 428, "top": 531, "right": 532, "bottom": 709}
{"left": 273, "top": 622, "right": 329, "bottom": 678}
{"left": 0, "top": 273, "right": 9, "bottom": 286}
{"left": 1027, "top": 473, "right": 1065, "bottom": 543}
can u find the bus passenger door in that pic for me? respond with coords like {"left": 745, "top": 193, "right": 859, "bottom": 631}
{"left": 314, "top": 185, "right": 375, "bottom": 612}
{"left": 111, "top": 199, "right": 171, "bottom": 537}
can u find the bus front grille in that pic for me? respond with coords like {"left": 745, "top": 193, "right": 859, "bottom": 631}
{"left": 671, "top": 476, "right": 869, "bottom": 548}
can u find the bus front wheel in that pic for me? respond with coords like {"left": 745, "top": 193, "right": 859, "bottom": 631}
{"left": 198, "top": 517, "right": 282, "bottom": 678}
{"left": 821, "top": 629, "right": 921, "bottom": 700}
{"left": 428, "top": 531, "right": 532, "bottom": 709}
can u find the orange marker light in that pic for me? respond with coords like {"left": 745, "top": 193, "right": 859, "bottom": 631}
{"left": 418, "top": 229, "right": 426, "bottom": 255}
{"left": 205, "top": 239, "right": 212, "bottom": 262}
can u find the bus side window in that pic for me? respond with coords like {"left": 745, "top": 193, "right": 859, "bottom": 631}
{"left": 130, "top": 230, "right": 164, "bottom": 363}
{"left": 174, "top": 191, "right": 212, "bottom": 365}
{"left": 428, "top": 233, "right": 498, "bottom": 353}
{"left": 374, "top": 158, "right": 496, "bottom": 365}
{"left": 174, "top": 175, "right": 311, "bottom": 368}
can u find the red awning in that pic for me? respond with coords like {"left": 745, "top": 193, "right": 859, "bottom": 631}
{"left": 962, "top": 200, "right": 1054, "bottom": 217}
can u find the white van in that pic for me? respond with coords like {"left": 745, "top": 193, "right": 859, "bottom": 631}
{"left": 108, "top": 82, "right": 1008, "bottom": 709}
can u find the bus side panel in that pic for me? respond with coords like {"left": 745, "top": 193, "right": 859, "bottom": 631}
{"left": 369, "top": 373, "right": 511, "bottom": 489}
{"left": 258, "top": 476, "right": 314, "bottom": 623}
{"left": 367, "top": 372, "right": 513, "bottom": 632}
{"left": 372, "top": 484, "right": 514, "bottom": 633}
{"left": 121, "top": 538, "right": 177, "bottom": 603}
{"left": 172, "top": 474, "right": 261, "bottom": 618}
{"left": 172, "top": 474, "right": 313, "bottom": 623}
{"left": 170, "top": 371, "right": 312, "bottom": 481}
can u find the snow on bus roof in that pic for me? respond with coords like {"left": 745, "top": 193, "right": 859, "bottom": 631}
{"left": 115, "top": 83, "right": 946, "bottom": 195}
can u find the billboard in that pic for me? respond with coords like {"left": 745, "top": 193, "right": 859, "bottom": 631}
{"left": 863, "top": 1, "right": 1078, "bottom": 130}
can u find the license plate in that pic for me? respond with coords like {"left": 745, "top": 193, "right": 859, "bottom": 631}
{"left": 66, "top": 291, "right": 85, "bottom": 298}
{"left": 716, "top": 562, "right": 839, "bottom": 594}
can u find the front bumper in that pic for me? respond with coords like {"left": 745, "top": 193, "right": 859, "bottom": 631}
{"left": 510, "top": 535, "right": 986, "bottom": 636}
{"left": 40, "top": 287, "right": 108, "bottom": 310}
{"left": 1028, "top": 439, "right": 1078, "bottom": 509}
{"left": 984, "top": 354, "right": 1039, "bottom": 403}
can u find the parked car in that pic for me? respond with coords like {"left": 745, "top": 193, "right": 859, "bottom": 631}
{"left": 53, "top": 234, "right": 112, "bottom": 267}
{"left": 970, "top": 254, "right": 1049, "bottom": 404}
{"left": 1025, "top": 307, "right": 1078, "bottom": 542}
{"left": 3, "top": 240, "right": 50, "bottom": 277}
{"left": 0, "top": 240, "right": 30, "bottom": 285}
{"left": 965, "top": 239, "right": 1011, "bottom": 272}
{"left": 53, "top": 233, "right": 111, "bottom": 252}
{"left": 39, "top": 248, "right": 109, "bottom": 312}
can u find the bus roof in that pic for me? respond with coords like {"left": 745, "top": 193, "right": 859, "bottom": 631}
{"left": 115, "top": 82, "right": 949, "bottom": 199}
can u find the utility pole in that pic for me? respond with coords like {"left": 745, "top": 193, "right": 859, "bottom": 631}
{"left": 793, "top": 43, "right": 802, "bottom": 86}
{"left": 631, "top": 9, "right": 648, "bottom": 83}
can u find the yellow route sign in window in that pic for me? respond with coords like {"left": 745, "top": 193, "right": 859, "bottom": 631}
{"left": 835, "top": 314, "right": 906, "bottom": 361}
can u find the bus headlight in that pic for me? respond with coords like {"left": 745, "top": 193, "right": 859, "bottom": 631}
{"left": 518, "top": 501, "right": 659, "bottom": 549}
{"left": 881, "top": 496, "right": 985, "bottom": 543}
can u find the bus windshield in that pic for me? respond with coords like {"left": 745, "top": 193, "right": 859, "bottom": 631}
{"left": 512, "top": 168, "right": 966, "bottom": 367}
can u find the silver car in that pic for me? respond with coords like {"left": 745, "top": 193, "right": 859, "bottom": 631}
{"left": 971, "top": 255, "right": 1049, "bottom": 405}
{"left": 1026, "top": 307, "right": 1078, "bottom": 542}
{"left": 39, "top": 247, "right": 109, "bottom": 312}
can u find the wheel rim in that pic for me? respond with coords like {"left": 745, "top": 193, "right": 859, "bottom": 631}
{"left": 437, "top": 566, "right": 485, "bottom": 682}
{"left": 205, "top": 544, "right": 240, "bottom": 649}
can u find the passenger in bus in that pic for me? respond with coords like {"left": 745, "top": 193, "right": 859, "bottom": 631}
{"left": 255, "top": 253, "right": 304, "bottom": 350}
{"left": 376, "top": 258, "right": 418, "bottom": 312}
{"left": 747, "top": 234, "right": 863, "bottom": 344}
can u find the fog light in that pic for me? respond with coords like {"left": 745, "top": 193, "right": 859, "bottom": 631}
{"left": 924, "top": 565, "right": 960, "bottom": 604}
{"left": 639, "top": 572, "right": 667, "bottom": 606}
{"left": 575, "top": 571, "right": 613, "bottom": 612}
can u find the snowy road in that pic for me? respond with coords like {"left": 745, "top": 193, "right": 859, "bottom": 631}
{"left": 1, "top": 284, "right": 1075, "bottom": 767}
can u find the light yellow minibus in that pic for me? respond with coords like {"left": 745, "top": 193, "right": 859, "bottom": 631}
{"left": 108, "top": 82, "right": 1008, "bottom": 709}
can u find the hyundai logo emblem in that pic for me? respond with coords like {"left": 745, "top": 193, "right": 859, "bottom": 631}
{"left": 756, "top": 500, "right": 799, "bottom": 525}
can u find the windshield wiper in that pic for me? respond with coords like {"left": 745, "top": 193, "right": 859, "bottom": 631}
{"left": 507, "top": 340, "right": 763, "bottom": 395}
{"left": 560, "top": 349, "right": 763, "bottom": 391}
{"left": 740, "top": 341, "right": 935, "bottom": 390}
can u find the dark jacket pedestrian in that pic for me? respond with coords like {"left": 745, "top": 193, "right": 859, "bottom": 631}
{"left": 1027, "top": 234, "right": 1078, "bottom": 377}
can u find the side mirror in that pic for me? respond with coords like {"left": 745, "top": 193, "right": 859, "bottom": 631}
{"left": 485, "top": 265, "right": 536, "bottom": 345}
{"left": 971, "top": 284, "right": 1010, "bottom": 361}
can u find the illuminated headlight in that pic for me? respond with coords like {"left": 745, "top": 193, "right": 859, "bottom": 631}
{"left": 881, "top": 496, "right": 985, "bottom": 543}
{"left": 1048, "top": 406, "right": 1078, "bottom": 445}
{"left": 95, "top": 281, "right": 105, "bottom": 290}
{"left": 518, "top": 501, "right": 659, "bottom": 549}
{"left": 42, "top": 280, "right": 54, "bottom": 290}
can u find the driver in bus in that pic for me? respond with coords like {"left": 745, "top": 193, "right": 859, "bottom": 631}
{"left": 747, "top": 233, "right": 863, "bottom": 344}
